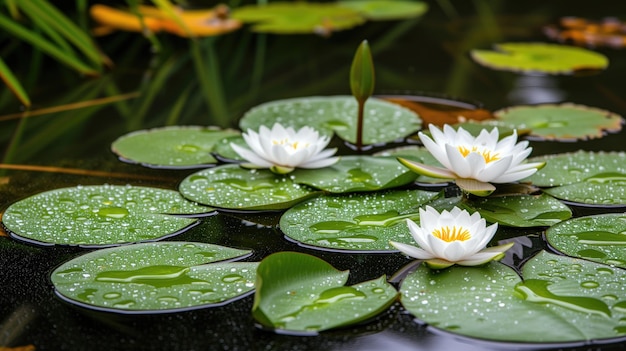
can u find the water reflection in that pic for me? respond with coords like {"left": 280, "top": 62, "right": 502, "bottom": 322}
{"left": 507, "top": 74, "right": 566, "bottom": 105}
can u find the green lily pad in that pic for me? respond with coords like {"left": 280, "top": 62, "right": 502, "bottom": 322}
{"left": 463, "top": 194, "right": 572, "bottom": 227}
{"left": 470, "top": 42, "right": 609, "bottom": 75}
{"left": 111, "top": 126, "right": 241, "bottom": 169}
{"left": 400, "top": 251, "right": 626, "bottom": 343}
{"left": 253, "top": 251, "right": 398, "bottom": 333}
{"left": 374, "top": 146, "right": 449, "bottom": 184}
{"left": 178, "top": 164, "right": 320, "bottom": 211}
{"left": 338, "top": 0, "right": 428, "bottom": 21}
{"left": 1, "top": 185, "right": 212, "bottom": 247}
{"left": 291, "top": 156, "right": 417, "bottom": 193}
{"left": 51, "top": 242, "right": 257, "bottom": 312}
{"left": 280, "top": 189, "right": 440, "bottom": 252}
{"left": 231, "top": 2, "right": 365, "bottom": 35}
{"left": 239, "top": 96, "right": 421, "bottom": 146}
{"left": 525, "top": 151, "right": 626, "bottom": 205}
{"left": 493, "top": 103, "right": 623, "bottom": 141}
{"left": 546, "top": 213, "right": 626, "bottom": 268}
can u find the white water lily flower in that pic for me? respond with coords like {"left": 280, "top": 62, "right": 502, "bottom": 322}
{"left": 231, "top": 123, "right": 339, "bottom": 174}
{"left": 390, "top": 206, "right": 513, "bottom": 269}
{"left": 398, "top": 124, "right": 545, "bottom": 196}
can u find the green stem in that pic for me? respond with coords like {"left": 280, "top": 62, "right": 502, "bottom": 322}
{"left": 356, "top": 99, "right": 365, "bottom": 151}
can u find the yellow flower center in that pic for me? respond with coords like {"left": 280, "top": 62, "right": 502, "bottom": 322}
{"left": 432, "top": 225, "right": 471, "bottom": 242}
{"left": 458, "top": 145, "right": 500, "bottom": 163}
{"left": 273, "top": 138, "right": 309, "bottom": 150}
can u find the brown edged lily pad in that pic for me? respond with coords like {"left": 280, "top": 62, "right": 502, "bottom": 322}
{"left": 494, "top": 103, "right": 623, "bottom": 141}
{"left": 470, "top": 42, "right": 609, "bottom": 75}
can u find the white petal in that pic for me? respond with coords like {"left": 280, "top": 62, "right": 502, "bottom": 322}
{"left": 390, "top": 241, "right": 436, "bottom": 260}
{"left": 230, "top": 143, "right": 274, "bottom": 167}
{"left": 406, "top": 219, "right": 433, "bottom": 252}
{"left": 456, "top": 243, "right": 514, "bottom": 266}
{"left": 397, "top": 158, "right": 456, "bottom": 179}
{"left": 477, "top": 155, "right": 512, "bottom": 182}
{"left": 419, "top": 132, "right": 451, "bottom": 169}
{"left": 444, "top": 144, "right": 472, "bottom": 178}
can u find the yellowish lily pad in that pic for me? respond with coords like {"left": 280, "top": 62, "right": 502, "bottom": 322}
{"left": 470, "top": 42, "right": 609, "bottom": 75}
{"left": 494, "top": 103, "right": 623, "bottom": 141}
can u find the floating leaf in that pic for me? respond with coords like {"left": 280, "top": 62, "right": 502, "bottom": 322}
{"left": 400, "top": 251, "right": 626, "bottom": 343}
{"left": 463, "top": 194, "right": 572, "bottom": 227}
{"left": 253, "top": 251, "right": 397, "bottom": 333}
{"left": 526, "top": 151, "right": 626, "bottom": 187}
{"left": 546, "top": 213, "right": 626, "bottom": 268}
{"left": 470, "top": 42, "right": 609, "bottom": 75}
{"left": 2, "top": 185, "right": 212, "bottom": 247}
{"left": 338, "top": 0, "right": 428, "bottom": 21}
{"left": 280, "top": 189, "right": 440, "bottom": 252}
{"left": 493, "top": 103, "right": 623, "bottom": 141}
{"left": 178, "top": 164, "right": 320, "bottom": 211}
{"left": 525, "top": 151, "right": 626, "bottom": 205}
{"left": 544, "top": 16, "right": 626, "bottom": 49}
{"left": 231, "top": 2, "right": 365, "bottom": 35}
{"left": 238, "top": 96, "right": 421, "bottom": 146}
{"left": 291, "top": 156, "right": 417, "bottom": 193}
{"left": 51, "top": 242, "right": 257, "bottom": 312}
{"left": 111, "top": 126, "right": 241, "bottom": 169}
{"left": 90, "top": 4, "right": 242, "bottom": 37}
{"left": 380, "top": 94, "right": 494, "bottom": 128}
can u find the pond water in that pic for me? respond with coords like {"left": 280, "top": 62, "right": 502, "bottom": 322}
{"left": 2, "top": 1, "right": 626, "bottom": 350}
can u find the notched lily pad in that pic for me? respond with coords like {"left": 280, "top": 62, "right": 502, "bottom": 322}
{"left": 239, "top": 96, "right": 421, "bottom": 146}
{"left": 231, "top": 2, "right": 365, "bottom": 35}
{"left": 280, "top": 189, "right": 440, "bottom": 252}
{"left": 291, "top": 156, "right": 417, "bottom": 193}
{"left": 525, "top": 151, "right": 626, "bottom": 206}
{"left": 253, "top": 251, "right": 398, "bottom": 333}
{"left": 51, "top": 242, "right": 257, "bottom": 313}
{"left": 1, "top": 185, "right": 213, "bottom": 247}
{"left": 546, "top": 213, "right": 626, "bottom": 268}
{"left": 470, "top": 42, "right": 609, "bottom": 75}
{"left": 494, "top": 103, "right": 623, "bottom": 141}
{"left": 464, "top": 194, "right": 572, "bottom": 227}
{"left": 400, "top": 251, "right": 626, "bottom": 344}
{"left": 179, "top": 164, "right": 320, "bottom": 211}
{"left": 111, "top": 126, "right": 240, "bottom": 169}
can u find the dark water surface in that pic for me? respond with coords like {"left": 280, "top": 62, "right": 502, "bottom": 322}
{"left": 2, "top": 1, "right": 626, "bottom": 350}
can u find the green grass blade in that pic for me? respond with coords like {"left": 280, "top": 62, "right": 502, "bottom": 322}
{"left": 0, "top": 12, "right": 99, "bottom": 76}
{"left": 17, "top": 0, "right": 108, "bottom": 68}
{"left": 191, "top": 38, "right": 230, "bottom": 127}
{"left": 0, "top": 56, "right": 31, "bottom": 107}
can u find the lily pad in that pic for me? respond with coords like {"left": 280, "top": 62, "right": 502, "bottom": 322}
{"left": 400, "top": 251, "right": 626, "bottom": 343}
{"left": 338, "top": 1, "right": 428, "bottom": 21}
{"left": 178, "top": 164, "right": 320, "bottom": 211}
{"left": 374, "top": 146, "right": 449, "bottom": 184}
{"left": 111, "top": 126, "right": 241, "bottom": 169}
{"left": 253, "top": 251, "right": 398, "bottom": 333}
{"left": 493, "top": 103, "right": 623, "bottom": 141}
{"left": 463, "top": 194, "right": 572, "bottom": 227}
{"left": 231, "top": 2, "right": 365, "bottom": 35}
{"left": 280, "top": 189, "right": 440, "bottom": 252}
{"left": 238, "top": 96, "right": 421, "bottom": 146}
{"left": 51, "top": 242, "right": 257, "bottom": 313}
{"left": 525, "top": 151, "right": 626, "bottom": 205}
{"left": 291, "top": 156, "right": 417, "bottom": 193}
{"left": 546, "top": 213, "right": 626, "bottom": 268}
{"left": 470, "top": 42, "right": 609, "bottom": 75}
{"left": 1, "top": 185, "right": 212, "bottom": 247}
